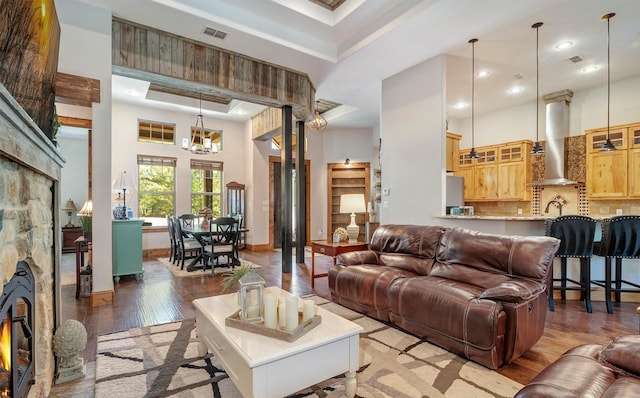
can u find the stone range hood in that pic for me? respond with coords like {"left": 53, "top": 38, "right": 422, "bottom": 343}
{"left": 528, "top": 89, "right": 580, "bottom": 186}
{"left": 0, "top": 82, "right": 65, "bottom": 396}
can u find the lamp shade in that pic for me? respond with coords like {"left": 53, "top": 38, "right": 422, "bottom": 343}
{"left": 340, "top": 194, "right": 366, "bottom": 214}
{"left": 77, "top": 200, "right": 93, "bottom": 217}
{"left": 62, "top": 199, "right": 77, "bottom": 212}
{"left": 112, "top": 171, "right": 135, "bottom": 191}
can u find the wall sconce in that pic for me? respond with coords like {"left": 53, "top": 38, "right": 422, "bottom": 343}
{"left": 344, "top": 158, "right": 350, "bottom": 166}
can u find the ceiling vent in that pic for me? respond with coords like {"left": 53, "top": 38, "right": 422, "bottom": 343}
{"left": 512, "top": 73, "right": 526, "bottom": 80}
{"left": 203, "top": 27, "right": 228, "bottom": 40}
{"left": 568, "top": 55, "right": 583, "bottom": 63}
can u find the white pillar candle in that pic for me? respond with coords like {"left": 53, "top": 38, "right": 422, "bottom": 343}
{"left": 278, "top": 301, "right": 287, "bottom": 329}
{"left": 264, "top": 294, "right": 277, "bottom": 329}
{"left": 302, "top": 299, "right": 315, "bottom": 322}
{"left": 285, "top": 296, "right": 299, "bottom": 332}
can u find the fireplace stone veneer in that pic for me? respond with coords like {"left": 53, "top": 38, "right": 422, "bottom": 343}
{"left": 0, "top": 83, "right": 64, "bottom": 396}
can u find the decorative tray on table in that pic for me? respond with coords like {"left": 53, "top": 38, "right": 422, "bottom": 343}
{"left": 225, "top": 310, "right": 321, "bottom": 342}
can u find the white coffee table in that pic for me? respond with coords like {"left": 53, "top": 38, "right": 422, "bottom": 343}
{"left": 193, "top": 287, "right": 363, "bottom": 398}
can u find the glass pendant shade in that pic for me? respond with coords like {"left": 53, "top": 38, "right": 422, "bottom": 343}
{"left": 306, "top": 100, "right": 327, "bottom": 132}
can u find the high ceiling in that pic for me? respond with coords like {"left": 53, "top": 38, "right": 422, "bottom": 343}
{"left": 72, "top": 0, "right": 640, "bottom": 128}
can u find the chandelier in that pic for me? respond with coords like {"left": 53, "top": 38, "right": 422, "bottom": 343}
{"left": 306, "top": 100, "right": 328, "bottom": 132}
{"left": 182, "top": 94, "right": 218, "bottom": 155}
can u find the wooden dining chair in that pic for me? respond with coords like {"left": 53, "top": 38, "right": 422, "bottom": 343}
{"left": 172, "top": 216, "right": 202, "bottom": 270}
{"left": 202, "top": 217, "right": 239, "bottom": 274}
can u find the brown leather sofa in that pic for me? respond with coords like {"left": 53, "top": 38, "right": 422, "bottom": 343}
{"left": 328, "top": 224, "right": 560, "bottom": 369}
{"left": 515, "top": 335, "right": 640, "bottom": 397}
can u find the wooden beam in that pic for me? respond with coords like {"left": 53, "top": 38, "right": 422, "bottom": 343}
{"left": 148, "top": 83, "right": 231, "bottom": 105}
{"left": 112, "top": 18, "right": 315, "bottom": 119}
{"left": 57, "top": 116, "right": 92, "bottom": 129}
{"left": 55, "top": 72, "right": 100, "bottom": 107}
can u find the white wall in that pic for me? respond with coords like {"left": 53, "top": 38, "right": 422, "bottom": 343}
{"left": 381, "top": 55, "right": 447, "bottom": 224}
{"left": 453, "top": 75, "right": 640, "bottom": 147}
{"left": 57, "top": 0, "right": 113, "bottom": 294}
{"left": 57, "top": 132, "right": 89, "bottom": 226}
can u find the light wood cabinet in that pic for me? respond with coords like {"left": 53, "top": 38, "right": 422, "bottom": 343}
{"left": 446, "top": 132, "right": 461, "bottom": 172}
{"left": 585, "top": 125, "right": 637, "bottom": 199}
{"left": 456, "top": 141, "right": 532, "bottom": 201}
{"left": 327, "top": 162, "right": 370, "bottom": 242}
{"left": 497, "top": 141, "right": 532, "bottom": 200}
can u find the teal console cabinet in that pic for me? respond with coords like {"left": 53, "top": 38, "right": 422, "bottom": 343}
{"left": 112, "top": 219, "right": 144, "bottom": 282}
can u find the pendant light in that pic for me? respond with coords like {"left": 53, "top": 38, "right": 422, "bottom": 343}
{"left": 467, "top": 38, "right": 480, "bottom": 159}
{"left": 600, "top": 12, "right": 616, "bottom": 152}
{"left": 182, "top": 94, "right": 218, "bottom": 155}
{"left": 306, "top": 100, "right": 328, "bottom": 132}
{"left": 531, "top": 22, "right": 545, "bottom": 155}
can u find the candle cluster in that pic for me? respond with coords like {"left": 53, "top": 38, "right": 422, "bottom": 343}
{"left": 263, "top": 293, "right": 315, "bottom": 331}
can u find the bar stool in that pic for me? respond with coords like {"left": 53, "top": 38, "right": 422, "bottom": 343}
{"left": 545, "top": 215, "right": 597, "bottom": 313}
{"left": 593, "top": 215, "right": 640, "bottom": 314}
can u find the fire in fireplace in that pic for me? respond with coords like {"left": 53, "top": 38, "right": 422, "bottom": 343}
{"left": 0, "top": 262, "right": 35, "bottom": 397}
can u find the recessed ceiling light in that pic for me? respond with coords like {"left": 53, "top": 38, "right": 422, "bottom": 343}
{"left": 477, "top": 70, "right": 491, "bottom": 78}
{"left": 581, "top": 65, "right": 599, "bottom": 73}
{"left": 453, "top": 102, "right": 468, "bottom": 109}
{"left": 126, "top": 89, "right": 141, "bottom": 97}
{"left": 508, "top": 86, "right": 524, "bottom": 94}
{"left": 555, "top": 41, "right": 574, "bottom": 50}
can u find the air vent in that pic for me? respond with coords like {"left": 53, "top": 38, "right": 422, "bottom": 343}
{"left": 203, "top": 27, "right": 228, "bottom": 40}
{"left": 513, "top": 73, "right": 526, "bottom": 80}
{"left": 568, "top": 55, "right": 583, "bottom": 63}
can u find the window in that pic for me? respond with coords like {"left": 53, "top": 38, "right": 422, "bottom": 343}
{"left": 138, "top": 120, "right": 175, "bottom": 144}
{"left": 191, "top": 160, "right": 223, "bottom": 217}
{"left": 138, "top": 155, "right": 176, "bottom": 225}
{"left": 191, "top": 127, "right": 223, "bottom": 151}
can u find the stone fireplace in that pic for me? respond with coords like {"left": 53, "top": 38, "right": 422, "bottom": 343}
{"left": 0, "top": 84, "right": 64, "bottom": 396}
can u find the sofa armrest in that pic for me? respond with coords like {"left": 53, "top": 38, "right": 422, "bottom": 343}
{"left": 480, "top": 279, "right": 545, "bottom": 303}
{"left": 337, "top": 250, "right": 379, "bottom": 266}
{"left": 599, "top": 335, "right": 640, "bottom": 377}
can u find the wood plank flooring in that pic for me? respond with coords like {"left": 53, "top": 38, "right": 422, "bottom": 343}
{"left": 52, "top": 250, "right": 639, "bottom": 396}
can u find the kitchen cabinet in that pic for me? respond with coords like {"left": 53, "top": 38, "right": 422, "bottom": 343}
{"left": 497, "top": 141, "right": 532, "bottom": 200}
{"left": 456, "top": 141, "right": 532, "bottom": 201}
{"left": 585, "top": 125, "right": 631, "bottom": 199}
{"left": 112, "top": 219, "right": 144, "bottom": 282}
{"left": 446, "top": 132, "right": 461, "bottom": 172}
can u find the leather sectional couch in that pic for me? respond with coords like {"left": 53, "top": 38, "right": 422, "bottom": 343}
{"left": 328, "top": 224, "right": 560, "bottom": 369}
{"left": 515, "top": 335, "right": 640, "bottom": 397}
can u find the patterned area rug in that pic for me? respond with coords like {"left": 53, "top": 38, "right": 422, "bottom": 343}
{"left": 95, "top": 297, "right": 522, "bottom": 398}
{"left": 157, "top": 257, "right": 260, "bottom": 278}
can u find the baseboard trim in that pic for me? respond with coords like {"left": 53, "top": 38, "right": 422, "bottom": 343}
{"left": 246, "top": 243, "right": 271, "bottom": 252}
{"left": 144, "top": 248, "right": 170, "bottom": 259}
{"left": 554, "top": 288, "right": 640, "bottom": 303}
{"left": 91, "top": 289, "right": 114, "bottom": 306}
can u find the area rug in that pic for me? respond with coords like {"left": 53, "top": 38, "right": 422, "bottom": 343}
{"left": 95, "top": 297, "right": 522, "bottom": 398}
{"left": 157, "top": 257, "right": 261, "bottom": 278}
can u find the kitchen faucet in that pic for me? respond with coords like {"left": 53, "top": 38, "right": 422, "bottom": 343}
{"left": 544, "top": 200, "right": 563, "bottom": 216}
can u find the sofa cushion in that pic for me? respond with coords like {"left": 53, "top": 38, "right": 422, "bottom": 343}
{"left": 328, "top": 264, "right": 416, "bottom": 322}
{"left": 599, "top": 335, "right": 640, "bottom": 377}
{"left": 438, "top": 227, "right": 559, "bottom": 280}
{"left": 388, "top": 276, "right": 504, "bottom": 350}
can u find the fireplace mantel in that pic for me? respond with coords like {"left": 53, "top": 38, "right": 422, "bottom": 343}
{"left": 0, "top": 83, "right": 65, "bottom": 181}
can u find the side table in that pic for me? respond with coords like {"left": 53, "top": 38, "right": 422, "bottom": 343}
{"left": 310, "top": 240, "right": 368, "bottom": 289}
{"left": 74, "top": 236, "right": 91, "bottom": 299}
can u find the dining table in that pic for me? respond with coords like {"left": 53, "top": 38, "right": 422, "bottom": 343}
{"left": 182, "top": 222, "right": 248, "bottom": 272}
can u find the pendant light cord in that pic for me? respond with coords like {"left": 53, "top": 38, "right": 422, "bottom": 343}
{"left": 606, "top": 14, "right": 611, "bottom": 140}
{"left": 469, "top": 38, "right": 478, "bottom": 152}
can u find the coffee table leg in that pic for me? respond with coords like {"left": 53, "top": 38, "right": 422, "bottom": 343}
{"left": 345, "top": 370, "right": 357, "bottom": 398}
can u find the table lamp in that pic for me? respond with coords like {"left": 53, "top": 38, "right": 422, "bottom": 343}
{"left": 112, "top": 171, "right": 135, "bottom": 219}
{"left": 62, "top": 199, "right": 77, "bottom": 227}
{"left": 340, "top": 193, "right": 366, "bottom": 243}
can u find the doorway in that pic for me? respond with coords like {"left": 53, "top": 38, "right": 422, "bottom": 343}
{"left": 269, "top": 156, "right": 310, "bottom": 249}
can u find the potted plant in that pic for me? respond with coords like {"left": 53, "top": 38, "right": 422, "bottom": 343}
{"left": 221, "top": 262, "right": 253, "bottom": 292}
{"left": 79, "top": 215, "right": 92, "bottom": 239}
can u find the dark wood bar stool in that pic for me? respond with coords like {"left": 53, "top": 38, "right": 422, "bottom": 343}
{"left": 593, "top": 215, "right": 640, "bottom": 314}
{"left": 545, "top": 215, "right": 597, "bottom": 313}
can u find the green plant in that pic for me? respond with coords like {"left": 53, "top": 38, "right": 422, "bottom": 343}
{"left": 221, "top": 262, "right": 253, "bottom": 292}
{"left": 79, "top": 216, "right": 92, "bottom": 233}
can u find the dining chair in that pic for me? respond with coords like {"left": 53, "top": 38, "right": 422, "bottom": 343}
{"left": 178, "top": 213, "right": 196, "bottom": 229}
{"left": 172, "top": 216, "right": 202, "bottom": 270}
{"left": 202, "top": 217, "right": 239, "bottom": 274}
{"left": 166, "top": 215, "right": 177, "bottom": 264}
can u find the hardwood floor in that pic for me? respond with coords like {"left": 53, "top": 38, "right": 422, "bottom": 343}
{"left": 53, "top": 250, "right": 639, "bottom": 396}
